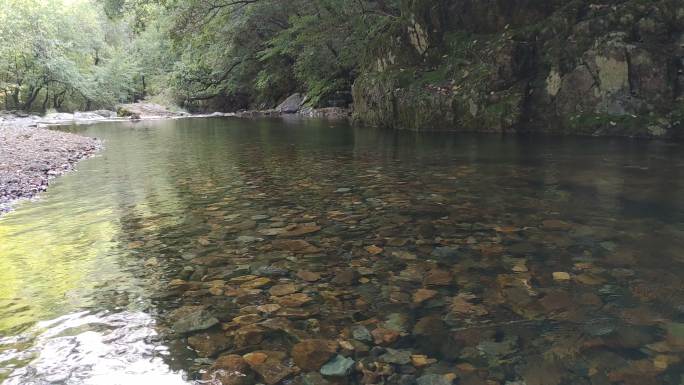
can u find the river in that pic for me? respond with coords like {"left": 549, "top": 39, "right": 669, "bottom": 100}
{"left": 1, "top": 117, "right": 684, "bottom": 385}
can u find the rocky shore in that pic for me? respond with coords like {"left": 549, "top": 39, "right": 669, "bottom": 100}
{"left": 0, "top": 102, "right": 218, "bottom": 214}
{"left": 0, "top": 125, "right": 101, "bottom": 214}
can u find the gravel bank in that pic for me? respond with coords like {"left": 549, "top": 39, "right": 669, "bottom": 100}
{"left": 0, "top": 125, "right": 101, "bottom": 214}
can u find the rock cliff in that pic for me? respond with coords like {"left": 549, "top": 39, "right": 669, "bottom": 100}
{"left": 352, "top": 0, "right": 684, "bottom": 137}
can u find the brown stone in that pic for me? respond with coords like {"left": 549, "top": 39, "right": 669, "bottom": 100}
{"left": 272, "top": 239, "right": 320, "bottom": 254}
{"left": 276, "top": 307, "right": 320, "bottom": 319}
{"left": 204, "top": 355, "right": 255, "bottom": 385}
{"left": 297, "top": 270, "right": 322, "bottom": 282}
{"left": 386, "top": 238, "right": 408, "bottom": 247}
{"left": 188, "top": 331, "right": 233, "bottom": 357}
{"left": 413, "top": 288, "right": 438, "bottom": 304}
{"left": 234, "top": 324, "right": 266, "bottom": 348}
{"left": 411, "top": 354, "right": 436, "bottom": 368}
{"left": 233, "top": 314, "right": 262, "bottom": 325}
{"left": 168, "top": 279, "right": 188, "bottom": 289}
{"left": 450, "top": 294, "right": 488, "bottom": 316}
{"left": 257, "top": 304, "right": 282, "bottom": 314}
{"left": 241, "top": 277, "right": 272, "bottom": 289}
{"left": 277, "top": 224, "right": 321, "bottom": 237}
{"left": 269, "top": 283, "right": 297, "bottom": 296}
{"left": 275, "top": 293, "right": 313, "bottom": 307}
{"left": 244, "top": 352, "right": 269, "bottom": 366}
{"left": 365, "top": 245, "right": 383, "bottom": 255}
{"left": 371, "top": 328, "right": 400, "bottom": 345}
{"left": 331, "top": 268, "right": 359, "bottom": 286}
{"left": 230, "top": 275, "right": 260, "bottom": 284}
{"left": 209, "top": 286, "right": 224, "bottom": 296}
{"left": 574, "top": 273, "right": 605, "bottom": 285}
{"left": 423, "top": 269, "right": 453, "bottom": 286}
{"left": 291, "top": 339, "right": 338, "bottom": 371}
{"left": 542, "top": 219, "right": 571, "bottom": 231}
{"left": 213, "top": 354, "right": 251, "bottom": 372}
{"left": 252, "top": 362, "right": 293, "bottom": 385}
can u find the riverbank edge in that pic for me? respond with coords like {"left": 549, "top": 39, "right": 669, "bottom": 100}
{"left": 0, "top": 125, "right": 102, "bottom": 216}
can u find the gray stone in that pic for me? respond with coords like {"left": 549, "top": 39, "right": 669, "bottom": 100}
{"left": 252, "top": 265, "right": 289, "bottom": 277}
{"left": 476, "top": 336, "right": 518, "bottom": 358}
{"left": 379, "top": 348, "right": 412, "bottom": 365}
{"left": 431, "top": 246, "right": 459, "bottom": 260}
{"left": 276, "top": 93, "right": 305, "bottom": 113}
{"left": 236, "top": 235, "right": 262, "bottom": 244}
{"left": 320, "top": 355, "right": 355, "bottom": 377}
{"left": 172, "top": 310, "right": 219, "bottom": 334}
{"left": 351, "top": 325, "right": 372, "bottom": 342}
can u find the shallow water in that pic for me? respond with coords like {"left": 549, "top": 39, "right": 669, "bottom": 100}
{"left": 1, "top": 117, "right": 684, "bottom": 385}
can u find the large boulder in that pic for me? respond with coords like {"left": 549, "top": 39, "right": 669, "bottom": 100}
{"left": 275, "top": 93, "right": 305, "bottom": 113}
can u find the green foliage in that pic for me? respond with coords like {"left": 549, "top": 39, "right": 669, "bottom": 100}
{"left": 0, "top": 0, "right": 401, "bottom": 112}
{"left": 0, "top": 0, "right": 147, "bottom": 111}
{"left": 164, "top": 0, "right": 400, "bottom": 109}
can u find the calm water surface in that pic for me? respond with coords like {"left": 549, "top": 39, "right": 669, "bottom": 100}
{"left": 1, "top": 118, "right": 684, "bottom": 385}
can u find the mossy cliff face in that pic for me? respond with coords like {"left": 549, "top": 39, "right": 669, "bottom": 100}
{"left": 352, "top": 0, "right": 684, "bottom": 137}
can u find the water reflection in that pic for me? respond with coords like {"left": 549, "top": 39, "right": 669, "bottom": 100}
{"left": 1, "top": 118, "right": 684, "bottom": 384}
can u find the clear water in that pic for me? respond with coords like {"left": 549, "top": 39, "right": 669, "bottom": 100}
{"left": 1, "top": 117, "right": 684, "bottom": 385}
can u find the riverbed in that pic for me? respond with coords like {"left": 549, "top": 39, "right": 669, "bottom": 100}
{"left": 1, "top": 118, "right": 684, "bottom": 385}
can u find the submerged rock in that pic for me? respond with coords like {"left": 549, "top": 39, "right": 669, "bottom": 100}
{"left": 351, "top": 325, "right": 373, "bottom": 342}
{"left": 204, "top": 354, "right": 255, "bottom": 385}
{"left": 252, "top": 361, "right": 294, "bottom": 385}
{"left": 188, "top": 331, "right": 233, "bottom": 357}
{"left": 171, "top": 307, "right": 219, "bottom": 334}
{"left": 380, "top": 348, "right": 412, "bottom": 365}
{"left": 292, "top": 339, "right": 338, "bottom": 371}
{"left": 320, "top": 355, "right": 355, "bottom": 377}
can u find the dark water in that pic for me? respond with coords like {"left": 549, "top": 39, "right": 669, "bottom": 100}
{"left": 1, "top": 117, "right": 684, "bottom": 385}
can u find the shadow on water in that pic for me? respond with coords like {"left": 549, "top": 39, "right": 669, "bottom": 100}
{"left": 1, "top": 117, "right": 684, "bottom": 384}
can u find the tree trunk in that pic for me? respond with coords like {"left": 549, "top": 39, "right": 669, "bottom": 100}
{"left": 23, "top": 87, "right": 42, "bottom": 111}
{"left": 42, "top": 89, "right": 49, "bottom": 112}
{"left": 12, "top": 89, "right": 20, "bottom": 109}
